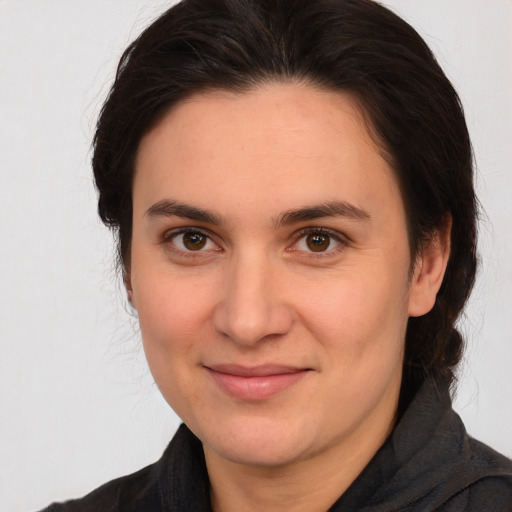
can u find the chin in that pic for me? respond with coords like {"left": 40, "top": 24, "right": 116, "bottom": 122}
{"left": 195, "top": 412, "right": 318, "bottom": 467}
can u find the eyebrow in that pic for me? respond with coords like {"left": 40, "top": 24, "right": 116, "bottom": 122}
{"left": 145, "top": 200, "right": 222, "bottom": 225}
{"left": 145, "top": 199, "right": 370, "bottom": 227}
{"left": 274, "top": 201, "right": 371, "bottom": 227}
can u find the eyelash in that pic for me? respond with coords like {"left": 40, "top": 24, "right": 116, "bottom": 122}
{"left": 161, "top": 227, "right": 348, "bottom": 258}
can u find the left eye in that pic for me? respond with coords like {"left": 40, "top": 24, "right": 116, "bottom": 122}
{"left": 170, "top": 230, "right": 217, "bottom": 252}
{"left": 294, "top": 231, "right": 343, "bottom": 253}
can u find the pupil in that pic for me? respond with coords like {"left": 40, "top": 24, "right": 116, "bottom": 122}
{"left": 307, "top": 233, "right": 330, "bottom": 252}
{"left": 184, "top": 232, "right": 206, "bottom": 250}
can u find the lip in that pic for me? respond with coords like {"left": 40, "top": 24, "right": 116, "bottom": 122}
{"left": 205, "top": 364, "right": 310, "bottom": 400}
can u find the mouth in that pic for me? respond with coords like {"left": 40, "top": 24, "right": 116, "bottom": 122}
{"left": 204, "top": 364, "right": 311, "bottom": 401}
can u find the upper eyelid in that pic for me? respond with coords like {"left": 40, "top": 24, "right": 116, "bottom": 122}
{"left": 162, "top": 226, "right": 215, "bottom": 240}
{"left": 293, "top": 226, "right": 348, "bottom": 242}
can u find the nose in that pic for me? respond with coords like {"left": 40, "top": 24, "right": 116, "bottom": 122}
{"left": 212, "top": 252, "right": 293, "bottom": 346}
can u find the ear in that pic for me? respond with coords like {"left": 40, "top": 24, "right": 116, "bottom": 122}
{"left": 408, "top": 216, "right": 452, "bottom": 317}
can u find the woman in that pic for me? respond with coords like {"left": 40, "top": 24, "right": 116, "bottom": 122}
{"left": 41, "top": 0, "right": 512, "bottom": 510}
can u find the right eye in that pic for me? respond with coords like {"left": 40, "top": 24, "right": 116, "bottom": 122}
{"left": 165, "top": 229, "right": 219, "bottom": 253}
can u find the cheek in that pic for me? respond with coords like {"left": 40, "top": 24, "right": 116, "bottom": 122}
{"left": 133, "top": 270, "right": 217, "bottom": 356}
{"left": 293, "top": 267, "right": 410, "bottom": 357}
{"left": 132, "top": 272, "right": 218, "bottom": 415}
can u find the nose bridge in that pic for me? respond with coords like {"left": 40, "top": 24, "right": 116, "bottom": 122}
{"left": 212, "top": 247, "right": 291, "bottom": 345}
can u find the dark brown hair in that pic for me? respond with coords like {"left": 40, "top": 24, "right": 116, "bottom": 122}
{"left": 92, "top": 0, "right": 477, "bottom": 402}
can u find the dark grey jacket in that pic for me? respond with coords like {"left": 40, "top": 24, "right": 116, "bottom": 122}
{"left": 42, "top": 377, "right": 512, "bottom": 511}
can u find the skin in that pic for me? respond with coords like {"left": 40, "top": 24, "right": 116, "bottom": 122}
{"left": 129, "top": 83, "right": 450, "bottom": 512}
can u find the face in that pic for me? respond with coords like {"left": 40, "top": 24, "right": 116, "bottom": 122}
{"left": 129, "top": 83, "right": 438, "bottom": 470}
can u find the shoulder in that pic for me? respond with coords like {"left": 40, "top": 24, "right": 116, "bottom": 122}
{"left": 427, "top": 437, "right": 512, "bottom": 512}
{"left": 38, "top": 424, "right": 211, "bottom": 512}
{"left": 458, "top": 475, "right": 512, "bottom": 512}
{"left": 453, "top": 438, "right": 512, "bottom": 511}
{"left": 419, "top": 400, "right": 512, "bottom": 511}
{"left": 39, "top": 462, "right": 160, "bottom": 512}
{"left": 434, "top": 473, "right": 512, "bottom": 512}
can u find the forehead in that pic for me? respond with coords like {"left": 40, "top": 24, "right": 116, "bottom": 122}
{"left": 133, "top": 83, "right": 404, "bottom": 228}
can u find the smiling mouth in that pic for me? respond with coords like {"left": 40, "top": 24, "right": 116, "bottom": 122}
{"left": 204, "top": 364, "right": 311, "bottom": 400}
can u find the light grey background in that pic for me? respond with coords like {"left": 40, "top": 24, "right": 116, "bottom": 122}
{"left": 0, "top": 1, "right": 511, "bottom": 511}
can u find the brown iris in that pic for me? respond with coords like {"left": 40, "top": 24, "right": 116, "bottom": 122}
{"left": 306, "top": 233, "right": 330, "bottom": 252}
{"left": 183, "top": 231, "right": 207, "bottom": 250}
